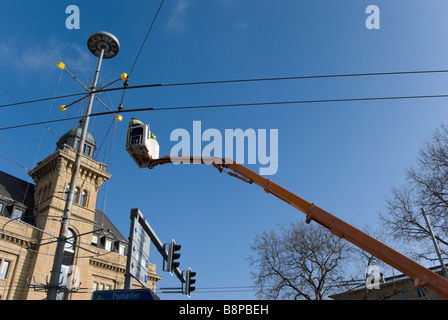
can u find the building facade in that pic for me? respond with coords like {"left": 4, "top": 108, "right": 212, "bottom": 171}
{"left": 0, "top": 127, "right": 161, "bottom": 300}
{"left": 330, "top": 266, "right": 447, "bottom": 300}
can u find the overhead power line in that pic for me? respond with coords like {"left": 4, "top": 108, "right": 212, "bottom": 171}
{"left": 0, "top": 91, "right": 88, "bottom": 109}
{"left": 128, "top": 0, "right": 165, "bottom": 76}
{"left": 118, "top": 0, "right": 165, "bottom": 111}
{"left": 0, "top": 83, "right": 60, "bottom": 137}
{"left": 2, "top": 92, "right": 448, "bottom": 132}
{"left": 1, "top": 69, "right": 448, "bottom": 110}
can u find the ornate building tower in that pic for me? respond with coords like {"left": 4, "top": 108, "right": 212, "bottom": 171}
{"left": 19, "top": 126, "right": 161, "bottom": 300}
{"left": 25, "top": 126, "right": 111, "bottom": 299}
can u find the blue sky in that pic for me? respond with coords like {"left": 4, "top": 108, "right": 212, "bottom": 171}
{"left": 1, "top": 0, "right": 448, "bottom": 300}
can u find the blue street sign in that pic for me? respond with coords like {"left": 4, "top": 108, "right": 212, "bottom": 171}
{"left": 128, "top": 216, "right": 151, "bottom": 288}
{"left": 92, "top": 289, "right": 160, "bottom": 300}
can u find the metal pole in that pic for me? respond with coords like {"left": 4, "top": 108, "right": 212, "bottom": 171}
{"left": 421, "top": 208, "right": 448, "bottom": 279}
{"left": 124, "top": 210, "right": 138, "bottom": 289}
{"left": 47, "top": 49, "right": 105, "bottom": 300}
{"left": 130, "top": 208, "right": 186, "bottom": 284}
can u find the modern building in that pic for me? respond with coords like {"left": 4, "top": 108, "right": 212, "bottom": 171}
{"left": 0, "top": 126, "right": 161, "bottom": 300}
{"left": 330, "top": 265, "right": 447, "bottom": 300}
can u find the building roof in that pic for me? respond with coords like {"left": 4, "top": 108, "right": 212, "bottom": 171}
{"left": 0, "top": 171, "right": 34, "bottom": 209}
{"left": 0, "top": 170, "right": 126, "bottom": 243}
{"left": 330, "top": 264, "right": 448, "bottom": 299}
{"left": 94, "top": 209, "right": 127, "bottom": 243}
{"left": 56, "top": 126, "right": 96, "bottom": 148}
{"left": 55, "top": 126, "right": 97, "bottom": 159}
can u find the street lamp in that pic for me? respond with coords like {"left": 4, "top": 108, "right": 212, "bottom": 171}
{"left": 47, "top": 31, "right": 120, "bottom": 300}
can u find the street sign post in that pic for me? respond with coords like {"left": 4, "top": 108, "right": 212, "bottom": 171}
{"left": 125, "top": 210, "right": 151, "bottom": 288}
{"left": 124, "top": 208, "right": 194, "bottom": 297}
{"left": 130, "top": 221, "right": 151, "bottom": 287}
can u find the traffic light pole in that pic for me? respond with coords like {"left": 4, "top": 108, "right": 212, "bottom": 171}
{"left": 127, "top": 209, "right": 186, "bottom": 286}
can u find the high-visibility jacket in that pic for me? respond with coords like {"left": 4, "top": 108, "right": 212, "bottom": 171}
{"left": 129, "top": 118, "right": 144, "bottom": 127}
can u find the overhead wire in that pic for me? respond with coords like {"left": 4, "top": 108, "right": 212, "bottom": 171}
{"left": 0, "top": 154, "right": 30, "bottom": 171}
{"left": 191, "top": 285, "right": 259, "bottom": 293}
{"left": 0, "top": 71, "right": 63, "bottom": 231}
{"left": 2, "top": 92, "right": 448, "bottom": 132}
{"left": 149, "top": 68, "right": 448, "bottom": 89}
{"left": 1, "top": 68, "right": 448, "bottom": 110}
{"left": 118, "top": 0, "right": 165, "bottom": 111}
{"left": 129, "top": 0, "right": 165, "bottom": 76}
{"left": 0, "top": 83, "right": 60, "bottom": 137}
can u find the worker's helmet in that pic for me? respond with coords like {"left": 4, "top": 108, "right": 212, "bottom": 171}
{"left": 129, "top": 118, "right": 144, "bottom": 127}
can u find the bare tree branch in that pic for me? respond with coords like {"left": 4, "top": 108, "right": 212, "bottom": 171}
{"left": 247, "top": 221, "right": 354, "bottom": 300}
{"left": 381, "top": 123, "right": 448, "bottom": 262}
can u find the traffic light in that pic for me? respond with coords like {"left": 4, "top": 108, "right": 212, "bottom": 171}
{"left": 166, "top": 240, "right": 181, "bottom": 273}
{"left": 185, "top": 268, "right": 196, "bottom": 297}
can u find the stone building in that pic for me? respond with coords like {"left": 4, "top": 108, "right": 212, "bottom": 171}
{"left": 0, "top": 126, "right": 161, "bottom": 300}
{"left": 330, "top": 265, "right": 447, "bottom": 300}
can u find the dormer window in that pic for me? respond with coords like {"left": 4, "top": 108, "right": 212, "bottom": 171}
{"left": 12, "top": 207, "right": 23, "bottom": 220}
{"left": 84, "top": 144, "right": 92, "bottom": 157}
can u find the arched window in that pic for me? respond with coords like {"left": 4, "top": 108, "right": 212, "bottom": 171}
{"left": 80, "top": 190, "right": 87, "bottom": 206}
{"left": 46, "top": 183, "right": 52, "bottom": 198}
{"left": 64, "top": 229, "right": 76, "bottom": 254}
{"left": 41, "top": 186, "right": 47, "bottom": 201}
{"left": 64, "top": 185, "right": 70, "bottom": 200}
{"left": 35, "top": 188, "right": 43, "bottom": 212}
{"left": 58, "top": 228, "right": 77, "bottom": 300}
{"left": 74, "top": 187, "right": 79, "bottom": 203}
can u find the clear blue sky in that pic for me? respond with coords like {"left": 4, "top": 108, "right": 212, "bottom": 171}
{"left": 1, "top": 0, "right": 448, "bottom": 300}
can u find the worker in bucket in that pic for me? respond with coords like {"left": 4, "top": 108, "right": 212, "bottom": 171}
{"left": 129, "top": 118, "right": 156, "bottom": 139}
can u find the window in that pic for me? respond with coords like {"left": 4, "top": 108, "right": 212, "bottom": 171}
{"left": 64, "top": 185, "right": 70, "bottom": 200}
{"left": 84, "top": 144, "right": 92, "bottom": 157}
{"left": 416, "top": 287, "right": 428, "bottom": 299}
{"left": 0, "top": 202, "right": 4, "bottom": 215}
{"left": 64, "top": 185, "right": 83, "bottom": 204}
{"left": 64, "top": 229, "right": 75, "bottom": 253}
{"left": 105, "top": 239, "right": 113, "bottom": 251}
{"left": 119, "top": 244, "right": 126, "bottom": 256}
{"left": 93, "top": 281, "right": 113, "bottom": 292}
{"left": 91, "top": 234, "right": 98, "bottom": 246}
{"left": 57, "top": 229, "right": 77, "bottom": 300}
{"left": 80, "top": 190, "right": 87, "bottom": 206}
{"left": 75, "top": 139, "right": 94, "bottom": 157}
{"left": 35, "top": 190, "right": 42, "bottom": 211}
{"left": 397, "top": 291, "right": 407, "bottom": 300}
{"left": 0, "top": 260, "right": 11, "bottom": 279}
{"left": 46, "top": 183, "right": 52, "bottom": 198}
{"left": 130, "top": 127, "right": 143, "bottom": 145}
{"left": 12, "top": 208, "right": 23, "bottom": 220}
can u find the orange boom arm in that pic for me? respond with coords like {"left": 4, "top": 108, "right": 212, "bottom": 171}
{"left": 149, "top": 155, "right": 448, "bottom": 298}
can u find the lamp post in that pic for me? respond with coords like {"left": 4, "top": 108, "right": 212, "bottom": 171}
{"left": 46, "top": 31, "right": 120, "bottom": 300}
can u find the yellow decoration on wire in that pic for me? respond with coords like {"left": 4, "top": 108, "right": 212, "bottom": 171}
{"left": 120, "top": 73, "right": 128, "bottom": 81}
{"left": 57, "top": 61, "right": 65, "bottom": 70}
{"left": 115, "top": 115, "right": 123, "bottom": 122}
{"left": 59, "top": 105, "right": 67, "bottom": 111}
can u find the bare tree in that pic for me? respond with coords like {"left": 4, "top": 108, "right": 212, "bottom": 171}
{"left": 247, "top": 220, "right": 354, "bottom": 300}
{"left": 381, "top": 124, "right": 448, "bottom": 262}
